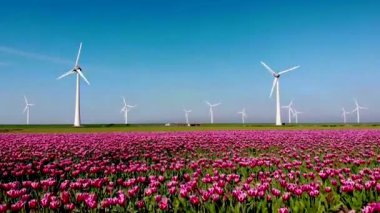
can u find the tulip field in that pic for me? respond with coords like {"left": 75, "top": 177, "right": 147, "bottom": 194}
{"left": 1, "top": 130, "right": 380, "bottom": 212}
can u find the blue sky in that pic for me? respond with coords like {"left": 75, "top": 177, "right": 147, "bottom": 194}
{"left": 0, "top": 0, "right": 379, "bottom": 124}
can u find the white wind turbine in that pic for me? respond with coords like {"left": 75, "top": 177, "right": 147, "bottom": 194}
{"left": 23, "top": 96, "right": 34, "bottom": 125}
{"left": 282, "top": 100, "right": 294, "bottom": 124}
{"left": 341, "top": 108, "right": 350, "bottom": 124}
{"left": 237, "top": 108, "right": 247, "bottom": 124}
{"left": 121, "top": 97, "right": 136, "bottom": 125}
{"left": 57, "top": 42, "right": 90, "bottom": 127}
{"left": 352, "top": 99, "right": 367, "bottom": 124}
{"left": 261, "top": 61, "right": 300, "bottom": 126}
{"left": 205, "top": 101, "right": 221, "bottom": 124}
{"left": 292, "top": 108, "right": 302, "bottom": 124}
{"left": 184, "top": 109, "right": 192, "bottom": 126}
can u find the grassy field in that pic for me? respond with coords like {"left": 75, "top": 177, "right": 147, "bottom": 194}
{"left": 0, "top": 123, "right": 380, "bottom": 133}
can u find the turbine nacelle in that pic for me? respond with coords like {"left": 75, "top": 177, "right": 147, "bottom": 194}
{"left": 342, "top": 108, "right": 350, "bottom": 115}
{"left": 205, "top": 101, "right": 221, "bottom": 108}
{"left": 23, "top": 96, "right": 34, "bottom": 113}
{"left": 121, "top": 97, "right": 136, "bottom": 112}
{"left": 352, "top": 99, "right": 368, "bottom": 112}
{"left": 238, "top": 109, "right": 247, "bottom": 117}
{"left": 74, "top": 66, "right": 82, "bottom": 72}
{"left": 57, "top": 43, "right": 90, "bottom": 85}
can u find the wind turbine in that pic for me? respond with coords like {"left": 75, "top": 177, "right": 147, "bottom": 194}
{"left": 341, "top": 108, "right": 350, "bottom": 124}
{"left": 237, "top": 108, "right": 247, "bottom": 124}
{"left": 57, "top": 42, "right": 90, "bottom": 127}
{"left": 184, "top": 109, "right": 192, "bottom": 126}
{"left": 292, "top": 108, "right": 302, "bottom": 124}
{"left": 261, "top": 61, "right": 300, "bottom": 126}
{"left": 121, "top": 97, "right": 136, "bottom": 125}
{"left": 282, "top": 100, "right": 294, "bottom": 124}
{"left": 23, "top": 96, "right": 34, "bottom": 125}
{"left": 205, "top": 101, "right": 221, "bottom": 124}
{"left": 352, "top": 99, "right": 367, "bottom": 124}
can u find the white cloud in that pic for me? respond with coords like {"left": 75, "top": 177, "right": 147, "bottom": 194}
{"left": 0, "top": 46, "right": 71, "bottom": 65}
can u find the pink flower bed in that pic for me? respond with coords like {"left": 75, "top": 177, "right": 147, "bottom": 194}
{"left": 0, "top": 130, "right": 380, "bottom": 212}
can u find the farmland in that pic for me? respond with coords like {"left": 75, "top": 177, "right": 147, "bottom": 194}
{"left": 1, "top": 130, "right": 380, "bottom": 212}
{"left": 0, "top": 123, "right": 380, "bottom": 133}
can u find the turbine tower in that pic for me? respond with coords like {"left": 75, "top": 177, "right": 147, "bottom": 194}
{"left": 292, "top": 108, "right": 302, "bottom": 124}
{"left": 341, "top": 108, "right": 350, "bottom": 124}
{"left": 57, "top": 42, "right": 90, "bottom": 127}
{"left": 23, "top": 96, "right": 34, "bottom": 125}
{"left": 352, "top": 99, "right": 367, "bottom": 124}
{"left": 205, "top": 101, "right": 220, "bottom": 124}
{"left": 282, "top": 100, "right": 294, "bottom": 124}
{"left": 237, "top": 108, "right": 247, "bottom": 124}
{"left": 121, "top": 97, "right": 136, "bottom": 125}
{"left": 184, "top": 109, "right": 192, "bottom": 126}
{"left": 261, "top": 61, "right": 300, "bottom": 126}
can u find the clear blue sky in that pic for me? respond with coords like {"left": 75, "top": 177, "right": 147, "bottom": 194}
{"left": 0, "top": 0, "right": 379, "bottom": 124}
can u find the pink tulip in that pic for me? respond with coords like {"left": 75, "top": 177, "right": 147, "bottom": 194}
{"left": 189, "top": 195, "right": 200, "bottom": 205}
{"left": 159, "top": 197, "right": 168, "bottom": 210}
{"left": 279, "top": 207, "right": 289, "bottom": 213}
{"left": 0, "top": 204, "right": 7, "bottom": 213}
{"left": 28, "top": 199, "right": 38, "bottom": 209}
{"left": 136, "top": 200, "right": 145, "bottom": 209}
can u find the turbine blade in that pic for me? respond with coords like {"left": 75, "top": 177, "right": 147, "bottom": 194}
{"left": 23, "top": 106, "right": 28, "bottom": 113}
{"left": 260, "top": 61, "right": 276, "bottom": 75}
{"left": 75, "top": 42, "right": 82, "bottom": 66}
{"left": 269, "top": 78, "right": 277, "bottom": 98}
{"left": 77, "top": 70, "right": 90, "bottom": 85}
{"left": 278, "top": 66, "right": 300, "bottom": 75}
{"left": 24, "top": 96, "right": 28, "bottom": 105}
{"left": 205, "top": 101, "right": 211, "bottom": 106}
{"left": 57, "top": 70, "right": 75, "bottom": 80}
{"left": 354, "top": 98, "right": 359, "bottom": 106}
{"left": 122, "top": 97, "right": 127, "bottom": 106}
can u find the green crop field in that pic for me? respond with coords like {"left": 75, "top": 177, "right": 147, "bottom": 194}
{"left": 0, "top": 123, "right": 380, "bottom": 133}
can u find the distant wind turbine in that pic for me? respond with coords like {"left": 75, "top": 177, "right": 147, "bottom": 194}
{"left": 57, "top": 42, "right": 90, "bottom": 127}
{"left": 184, "top": 109, "right": 192, "bottom": 126}
{"left": 237, "top": 108, "right": 247, "bottom": 124}
{"left": 205, "top": 101, "right": 221, "bottom": 124}
{"left": 292, "top": 108, "right": 302, "bottom": 124}
{"left": 261, "top": 61, "right": 300, "bottom": 126}
{"left": 23, "top": 96, "right": 34, "bottom": 125}
{"left": 282, "top": 100, "right": 294, "bottom": 124}
{"left": 121, "top": 97, "right": 136, "bottom": 125}
{"left": 352, "top": 99, "right": 367, "bottom": 124}
{"left": 341, "top": 108, "right": 350, "bottom": 124}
